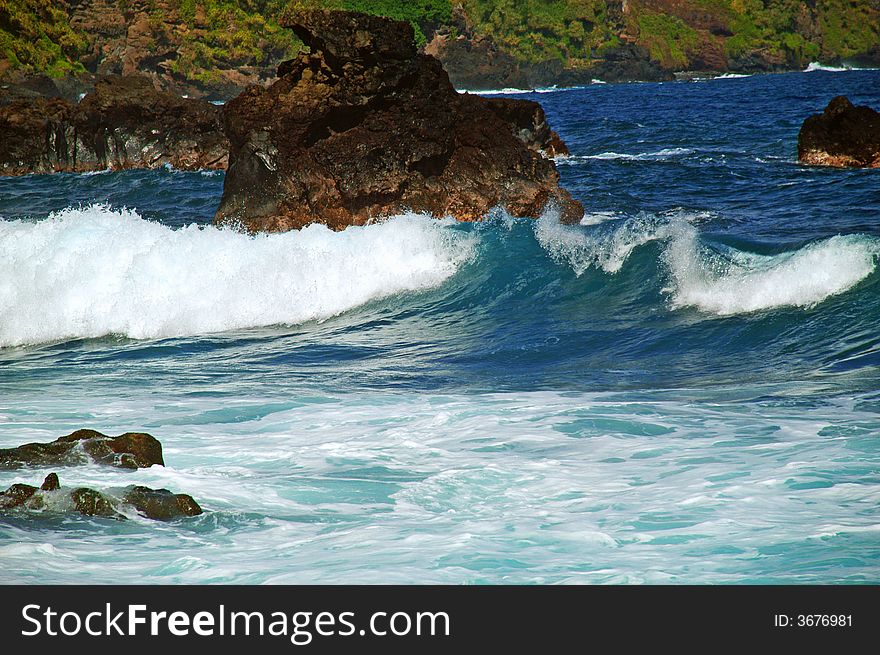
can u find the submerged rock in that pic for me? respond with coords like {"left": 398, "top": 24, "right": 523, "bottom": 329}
{"left": 0, "top": 473, "right": 202, "bottom": 521}
{"left": 798, "top": 96, "right": 880, "bottom": 168}
{"left": 214, "top": 9, "right": 583, "bottom": 232}
{"left": 70, "top": 487, "right": 119, "bottom": 518}
{"left": 0, "top": 75, "right": 228, "bottom": 175}
{"left": 0, "top": 429, "right": 164, "bottom": 469}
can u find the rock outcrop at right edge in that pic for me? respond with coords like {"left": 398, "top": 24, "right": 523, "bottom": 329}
{"left": 798, "top": 96, "right": 880, "bottom": 168}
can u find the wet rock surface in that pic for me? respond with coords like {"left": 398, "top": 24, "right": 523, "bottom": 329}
{"left": 0, "top": 429, "right": 164, "bottom": 470}
{"left": 123, "top": 486, "right": 204, "bottom": 521}
{"left": 0, "top": 473, "right": 203, "bottom": 521}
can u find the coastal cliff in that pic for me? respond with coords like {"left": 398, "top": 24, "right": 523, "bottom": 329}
{"left": 2, "top": 1, "right": 878, "bottom": 97}
{"left": 0, "top": 74, "right": 227, "bottom": 175}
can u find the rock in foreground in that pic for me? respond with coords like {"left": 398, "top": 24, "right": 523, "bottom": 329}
{"left": 798, "top": 96, "right": 880, "bottom": 168}
{"left": 0, "top": 75, "right": 228, "bottom": 175}
{"left": 0, "top": 473, "right": 202, "bottom": 521}
{"left": 214, "top": 10, "right": 583, "bottom": 232}
{"left": 0, "top": 429, "right": 164, "bottom": 470}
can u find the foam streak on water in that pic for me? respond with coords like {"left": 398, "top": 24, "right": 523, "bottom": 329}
{"left": 1, "top": 390, "right": 878, "bottom": 584}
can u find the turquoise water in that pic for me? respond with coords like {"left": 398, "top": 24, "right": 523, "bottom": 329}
{"left": 1, "top": 69, "right": 879, "bottom": 583}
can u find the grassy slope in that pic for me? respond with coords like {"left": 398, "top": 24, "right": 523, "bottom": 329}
{"left": 0, "top": 0, "right": 87, "bottom": 77}
{"left": 1, "top": 0, "right": 878, "bottom": 79}
{"left": 171, "top": 0, "right": 295, "bottom": 85}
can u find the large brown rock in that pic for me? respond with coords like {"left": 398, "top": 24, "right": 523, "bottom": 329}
{"left": 0, "top": 74, "right": 228, "bottom": 175}
{"left": 0, "top": 429, "right": 164, "bottom": 470}
{"left": 798, "top": 96, "right": 880, "bottom": 168}
{"left": 214, "top": 10, "right": 583, "bottom": 232}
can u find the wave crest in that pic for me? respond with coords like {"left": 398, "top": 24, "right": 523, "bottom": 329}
{"left": 665, "top": 232, "right": 878, "bottom": 315}
{"left": 0, "top": 205, "right": 474, "bottom": 347}
{"left": 535, "top": 211, "right": 878, "bottom": 315}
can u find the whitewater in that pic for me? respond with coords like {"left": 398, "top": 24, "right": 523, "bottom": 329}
{"left": 1, "top": 68, "right": 879, "bottom": 584}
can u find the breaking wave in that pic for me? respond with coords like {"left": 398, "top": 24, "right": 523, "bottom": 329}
{"left": 0, "top": 205, "right": 475, "bottom": 347}
{"left": 2, "top": 202, "right": 876, "bottom": 348}
{"left": 535, "top": 211, "right": 878, "bottom": 315}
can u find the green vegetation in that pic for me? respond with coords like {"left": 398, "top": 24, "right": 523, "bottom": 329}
{"left": 0, "top": 0, "right": 86, "bottom": 77}
{"left": 462, "top": 0, "right": 612, "bottom": 64}
{"left": 170, "top": 1, "right": 297, "bottom": 85}
{"left": 722, "top": 0, "right": 876, "bottom": 64}
{"left": 1, "top": 0, "right": 878, "bottom": 80}
{"left": 636, "top": 11, "right": 698, "bottom": 69}
{"left": 303, "top": 0, "right": 453, "bottom": 46}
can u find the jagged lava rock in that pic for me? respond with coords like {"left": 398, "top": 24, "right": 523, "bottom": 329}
{"left": 0, "top": 75, "right": 228, "bottom": 175}
{"left": 798, "top": 96, "right": 880, "bottom": 168}
{"left": 0, "top": 474, "right": 202, "bottom": 521}
{"left": 214, "top": 10, "right": 583, "bottom": 232}
{"left": 75, "top": 75, "right": 228, "bottom": 170}
{"left": 0, "top": 429, "right": 164, "bottom": 469}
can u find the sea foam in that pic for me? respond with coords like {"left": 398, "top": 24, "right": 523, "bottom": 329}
{"left": 665, "top": 231, "right": 878, "bottom": 315}
{"left": 0, "top": 205, "right": 474, "bottom": 347}
{"left": 556, "top": 148, "right": 693, "bottom": 163}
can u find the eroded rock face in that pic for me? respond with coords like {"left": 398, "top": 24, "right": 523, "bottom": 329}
{"left": 0, "top": 75, "right": 228, "bottom": 175}
{"left": 0, "top": 429, "right": 164, "bottom": 469}
{"left": 214, "top": 10, "right": 583, "bottom": 232}
{"left": 798, "top": 96, "right": 880, "bottom": 168}
{"left": 0, "top": 473, "right": 203, "bottom": 521}
{"left": 481, "top": 97, "right": 569, "bottom": 157}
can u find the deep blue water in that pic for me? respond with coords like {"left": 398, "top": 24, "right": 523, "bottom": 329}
{"left": 0, "top": 69, "right": 879, "bottom": 584}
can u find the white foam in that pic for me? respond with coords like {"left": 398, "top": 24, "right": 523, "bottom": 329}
{"left": 558, "top": 148, "right": 693, "bottom": 163}
{"left": 804, "top": 62, "right": 850, "bottom": 72}
{"left": 579, "top": 211, "right": 621, "bottom": 227}
{"left": 458, "top": 87, "right": 532, "bottom": 95}
{"left": 535, "top": 210, "right": 679, "bottom": 275}
{"left": 536, "top": 211, "right": 878, "bottom": 314}
{"left": 0, "top": 206, "right": 474, "bottom": 347}
{"left": 3, "top": 388, "right": 877, "bottom": 584}
{"left": 664, "top": 232, "right": 878, "bottom": 315}
{"left": 457, "top": 85, "right": 585, "bottom": 96}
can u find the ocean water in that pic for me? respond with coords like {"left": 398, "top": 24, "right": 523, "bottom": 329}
{"left": 1, "top": 70, "right": 879, "bottom": 584}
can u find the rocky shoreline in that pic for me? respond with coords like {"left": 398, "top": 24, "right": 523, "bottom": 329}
{"left": 0, "top": 8, "right": 876, "bottom": 219}
{"left": 0, "top": 74, "right": 227, "bottom": 175}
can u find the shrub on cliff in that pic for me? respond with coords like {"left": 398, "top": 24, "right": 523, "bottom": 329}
{"left": 0, "top": 0, "right": 86, "bottom": 77}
